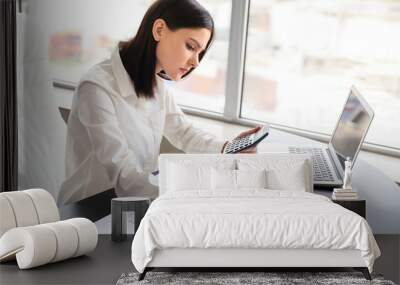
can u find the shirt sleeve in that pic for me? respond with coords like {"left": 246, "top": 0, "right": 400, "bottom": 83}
{"left": 163, "top": 86, "right": 228, "bottom": 154}
{"left": 77, "top": 82, "right": 158, "bottom": 198}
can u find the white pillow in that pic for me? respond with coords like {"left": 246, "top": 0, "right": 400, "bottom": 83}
{"left": 237, "top": 156, "right": 313, "bottom": 192}
{"left": 266, "top": 166, "right": 307, "bottom": 191}
{"left": 161, "top": 156, "right": 236, "bottom": 194}
{"left": 163, "top": 156, "right": 236, "bottom": 171}
{"left": 212, "top": 169, "right": 236, "bottom": 190}
{"left": 236, "top": 169, "right": 268, "bottom": 189}
{"left": 211, "top": 169, "right": 268, "bottom": 191}
{"left": 166, "top": 163, "right": 212, "bottom": 192}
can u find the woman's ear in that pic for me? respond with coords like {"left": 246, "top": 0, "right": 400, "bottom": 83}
{"left": 152, "top": 19, "right": 167, "bottom": 42}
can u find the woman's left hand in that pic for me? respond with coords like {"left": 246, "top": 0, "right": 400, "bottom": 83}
{"left": 234, "top": 125, "right": 262, "bottom": 154}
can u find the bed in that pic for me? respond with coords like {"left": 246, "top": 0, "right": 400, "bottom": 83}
{"left": 131, "top": 154, "right": 380, "bottom": 281}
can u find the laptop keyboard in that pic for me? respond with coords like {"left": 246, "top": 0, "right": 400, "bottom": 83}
{"left": 288, "top": 147, "right": 335, "bottom": 182}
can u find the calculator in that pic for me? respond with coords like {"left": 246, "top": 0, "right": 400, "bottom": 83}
{"left": 223, "top": 125, "right": 270, "bottom": 154}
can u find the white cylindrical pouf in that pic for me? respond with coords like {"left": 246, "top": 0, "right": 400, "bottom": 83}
{"left": 17, "top": 226, "right": 58, "bottom": 269}
{"left": 24, "top": 189, "right": 60, "bottom": 223}
{"left": 0, "top": 226, "right": 57, "bottom": 269}
{"left": 1, "top": 192, "right": 39, "bottom": 227}
{"left": 64, "top": 218, "right": 98, "bottom": 257}
{"left": 0, "top": 188, "right": 98, "bottom": 269}
{"left": 42, "top": 221, "right": 79, "bottom": 262}
{"left": 0, "top": 219, "right": 98, "bottom": 269}
{"left": 0, "top": 196, "right": 17, "bottom": 237}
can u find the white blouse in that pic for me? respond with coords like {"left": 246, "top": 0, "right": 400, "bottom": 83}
{"left": 58, "top": 48, "right": 226, "bottom": 204}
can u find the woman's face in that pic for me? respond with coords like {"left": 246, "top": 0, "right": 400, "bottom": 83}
{"left": 153, "top": 19, "right": 211, "bottom": 81}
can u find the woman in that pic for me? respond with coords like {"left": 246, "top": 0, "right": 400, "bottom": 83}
{"left": 59, "top": 0, "right": 260, "bottom": 205}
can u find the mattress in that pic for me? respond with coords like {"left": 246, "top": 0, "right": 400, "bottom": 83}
{"left": 131, "top": 190, "right": 380, "bottom": 273}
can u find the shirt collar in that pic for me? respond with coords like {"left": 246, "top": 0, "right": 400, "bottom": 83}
{"left": 111, "top": 46, "right": 136, "bottom": 99}
{"left": 111, "top": 46, "right": 166, "bottom": 104}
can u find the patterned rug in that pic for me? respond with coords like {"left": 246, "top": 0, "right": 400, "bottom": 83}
{"left": 116, "top": 271, "right": 396, "bottom": 285}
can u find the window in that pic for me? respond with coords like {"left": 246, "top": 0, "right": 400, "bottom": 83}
{"left": 242, "top": 0, "right": 400, "bottom": 150}
{"left": 173, "top": 0, "right": 232, "bottom": 113}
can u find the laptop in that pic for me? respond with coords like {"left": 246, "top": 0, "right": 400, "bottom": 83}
{"left": 288, "top": 86, "right": 374, "bottom": 188}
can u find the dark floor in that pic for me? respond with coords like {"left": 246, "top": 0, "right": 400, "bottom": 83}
{"left": 0, "top": 235, "right": 399, "bottom": 285}
{"left": 0, "top": 235, "right": 133, "bottom": 285}
{"left": 374, "top": 234, "right": 400, "bottom": 284}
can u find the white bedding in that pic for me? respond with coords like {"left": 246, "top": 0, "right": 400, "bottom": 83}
{"left": 131, "top": 190, "right": 380, "bottom": 273}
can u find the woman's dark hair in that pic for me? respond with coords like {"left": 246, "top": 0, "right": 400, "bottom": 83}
{"left": 119, "top": 0, "right": 214, "bottom": 99}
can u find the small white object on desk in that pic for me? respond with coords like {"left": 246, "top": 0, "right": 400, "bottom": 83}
{"left": 342, "top": 157, "right": 353, "bottom": 190}
{"left": 332, "top": 157, "right": 359, "bottom": 200}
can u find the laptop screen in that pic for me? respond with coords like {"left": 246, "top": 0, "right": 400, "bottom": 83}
{"left": 330, "top": 88, "right": 374, "bottom": 169}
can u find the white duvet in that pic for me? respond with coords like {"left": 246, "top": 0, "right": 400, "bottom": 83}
{"left": 131, "top": 190, "right": 380, "bottom": 273}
